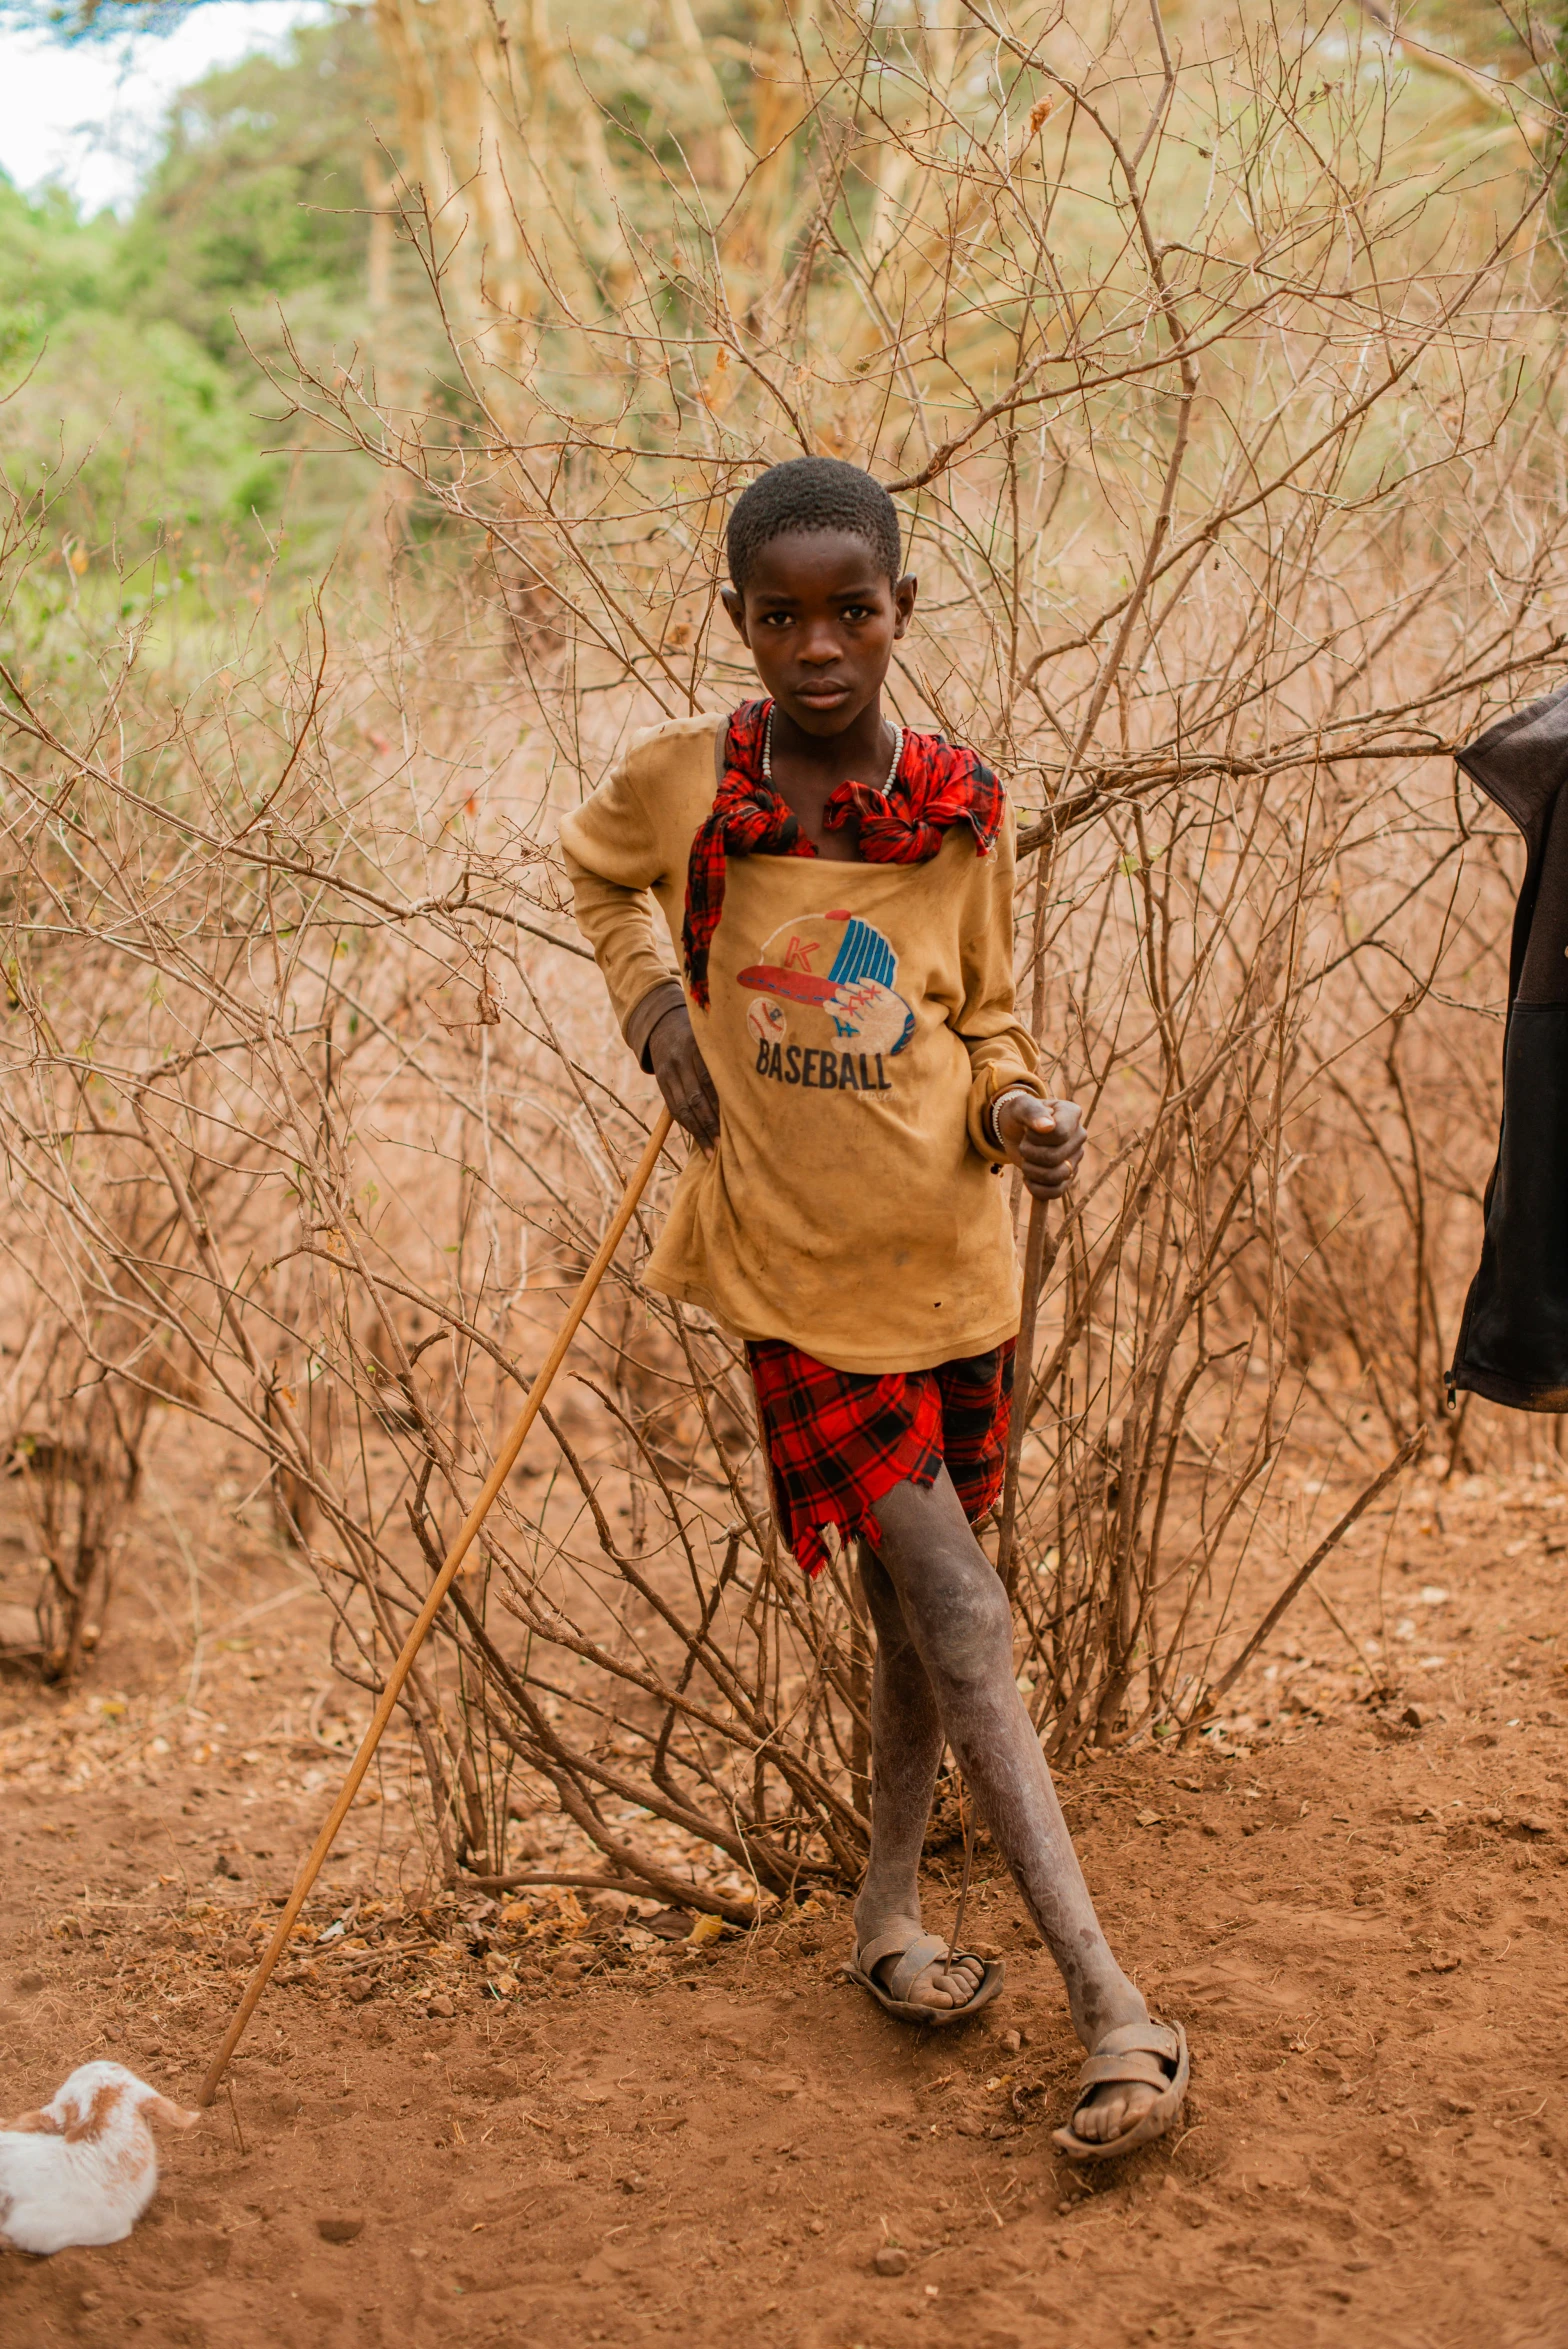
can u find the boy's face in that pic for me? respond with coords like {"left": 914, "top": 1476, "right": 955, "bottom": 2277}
{"left": 721, "top": 530, "right": 917, "bottom": 739}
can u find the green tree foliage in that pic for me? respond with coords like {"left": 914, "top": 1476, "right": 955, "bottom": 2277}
{"left": 0, "top": 179, "right": 120, "bottom": 371}
{"left": 0, "top": 7, "right": 395, "bottom": 571}
{"left": 121, "top": 10, "right": 387, "bottom": 364}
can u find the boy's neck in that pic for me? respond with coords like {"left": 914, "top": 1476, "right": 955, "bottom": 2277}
{"left": 761, "top": 695, "right": 898, "bottom": 862}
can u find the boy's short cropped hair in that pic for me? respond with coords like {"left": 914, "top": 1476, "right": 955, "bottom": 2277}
{"left": 726, "top": 456, "right": 902, "bottom": 592}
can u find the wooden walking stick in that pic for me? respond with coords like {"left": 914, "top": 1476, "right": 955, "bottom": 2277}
{"left": 995, "top": 1194, "right": 1055, "bottom": 1601}
{"left": 198, "top": 1108, "right": 674, "bottom": 2107}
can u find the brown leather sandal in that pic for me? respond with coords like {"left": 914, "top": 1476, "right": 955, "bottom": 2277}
{"left": 1052, "top": 2019, "right": 1189, "bottom": 2161}
{"left": 844, "top": 1929, "right": 1005, "bottom": 2027}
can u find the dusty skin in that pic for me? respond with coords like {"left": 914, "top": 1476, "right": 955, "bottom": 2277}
{"left": 854, "top": 1474, "right": 1162, "bottom": 2149}
{"left": 2, "top": 1428, "right": 1567, "bottom": 2348}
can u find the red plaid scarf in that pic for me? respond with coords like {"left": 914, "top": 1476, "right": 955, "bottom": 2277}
{"left": 681, "top": 698, "right": 1005, "bottom": 1008}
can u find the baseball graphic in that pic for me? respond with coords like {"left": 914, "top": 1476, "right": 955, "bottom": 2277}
{"left": 747, "top": 997, "right": 789, "bottom": 1046}
{"left": 738, "top": 912, "right": 914, "bottom": 1061}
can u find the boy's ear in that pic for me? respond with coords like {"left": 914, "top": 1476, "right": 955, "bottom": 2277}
{"left": 892, "top": 572, "right": 918, "bottom": 636}
{"left": 720, "top": 584, "right": 749, "bottom": 641}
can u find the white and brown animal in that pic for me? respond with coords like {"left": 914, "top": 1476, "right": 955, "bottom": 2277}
{"left": 0, "top": 2063, "right": 200, "bottom": 2255}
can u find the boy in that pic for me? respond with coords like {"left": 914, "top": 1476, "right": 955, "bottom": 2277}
{"left": 560, "top": 456, "right": 1187, "bottom": 2159}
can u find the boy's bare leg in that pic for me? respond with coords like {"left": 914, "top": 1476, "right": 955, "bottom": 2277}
{"left": 851, "top": 1537, "right": 986, "bottom": 2012}
{"left": 854, "top": 1469, "right": 1158, "bottom": 2143}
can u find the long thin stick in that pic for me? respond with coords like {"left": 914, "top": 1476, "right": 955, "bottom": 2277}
{"left": 949, "top": 1773, "right": 977, "bottom": 1954}
{"left": 996, "top": 1197, "right": 1052, "bottom": 1598}
{"left": 198, "top": 1109, "right": 674, "bottom": 2106}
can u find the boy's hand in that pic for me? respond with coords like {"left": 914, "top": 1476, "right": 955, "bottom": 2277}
{"left": 996, "top": 1094, "right": 1085, "bottom": 1201}
{"left": 648, "top": 1003, "right": 720, "bottom": 1153}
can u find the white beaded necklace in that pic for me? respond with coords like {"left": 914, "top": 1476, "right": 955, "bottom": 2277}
{"left": 761, "top": 702, "right": 904, "bottom": 797}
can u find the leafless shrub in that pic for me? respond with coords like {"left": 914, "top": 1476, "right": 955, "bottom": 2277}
{"left": 2, "top": 1, "right": 1566, "bottom": 1893}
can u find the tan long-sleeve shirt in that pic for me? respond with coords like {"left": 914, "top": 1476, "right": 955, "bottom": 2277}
{"left": 559, "top": 712, "right": 1042, "bottom": 1374}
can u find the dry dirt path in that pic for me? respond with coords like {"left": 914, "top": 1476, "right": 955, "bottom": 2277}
{"left": 2, "top": 1443, "right": 1567, "bottom": 2348}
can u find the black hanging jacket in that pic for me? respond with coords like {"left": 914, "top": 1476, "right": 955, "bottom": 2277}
{"left": 1450, "top": 680, "right": 1568, "bottom": 1410}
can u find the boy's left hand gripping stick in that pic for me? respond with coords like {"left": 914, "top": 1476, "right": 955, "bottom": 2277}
{"left": 198, "top": 1108, "right": 675, "bottom": 2107}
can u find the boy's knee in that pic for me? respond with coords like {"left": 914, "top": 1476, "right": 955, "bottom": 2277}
{"left": 924, "top": 1557, "right": 1011, "bottom": 1684}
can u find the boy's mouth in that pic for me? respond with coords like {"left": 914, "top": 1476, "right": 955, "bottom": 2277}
{"left": 792, "top": 682, "right": 853, "bottom": 708}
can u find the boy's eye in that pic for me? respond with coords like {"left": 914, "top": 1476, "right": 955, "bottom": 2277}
{"left": 841, "top": 604, "right": 873, "bottom": 622}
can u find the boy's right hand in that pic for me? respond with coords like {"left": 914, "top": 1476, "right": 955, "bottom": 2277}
{"left": 648, "top": 1003, "right": 720, "bottom": 1153}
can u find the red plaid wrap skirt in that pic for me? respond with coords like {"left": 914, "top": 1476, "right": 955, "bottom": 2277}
{"left": 747, "top": 1339, "right": 1015, "bottom": 1578}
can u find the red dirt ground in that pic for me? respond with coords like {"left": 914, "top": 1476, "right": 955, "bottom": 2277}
{"left": 2, "top": 1423, "right": 1567, "bottom": 2348}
